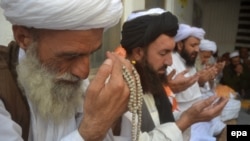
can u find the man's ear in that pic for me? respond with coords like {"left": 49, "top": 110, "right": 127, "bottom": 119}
{"left": 131, "top": 47, "right": 144, "bottom": 61}
{"left": 176, "top": 42, "right": 183, "bottom": 52}
{"left": 12, "top": 25, "right": 33, "bottom": 50}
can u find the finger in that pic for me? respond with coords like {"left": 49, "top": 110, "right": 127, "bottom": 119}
{"left": 212, "top": 96, "right": 228, "bottom": 107}
{"left": 105, "top": 52, "right": 124, "bottom": 85}
{"left": 179, "top": 69, "right": 189, "bottom": 75}
{"left": 167, "top": 69, "right": 176, "bottom": 80}
{"left": 193, "top": 95, "right": 218, "bottom": 110}
{"left": 88, "top": 57, "right": 113, "bottom": 95}
{"left": 208, "top": 97, "right": 229, "bottom": 116}
{"left": 186, "top": 75, "right": 198, "bottom": 86}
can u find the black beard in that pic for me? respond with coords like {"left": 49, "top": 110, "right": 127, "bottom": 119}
{"left": 180, "top": 48, "right": 197, "bottom": 67}
{"left": 134, "top": 59, "right": 167, "bottom": 96}
{"left": 133, "top": 57, "right": 175, "bottom": 124}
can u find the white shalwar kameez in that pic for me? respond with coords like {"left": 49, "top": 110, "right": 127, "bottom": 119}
{"left": 166, "top": 52, "right": 225, "bottom": 141}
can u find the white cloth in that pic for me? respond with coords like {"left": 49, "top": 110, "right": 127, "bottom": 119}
{"left": 0, "top": 0, "right": 122, "bottom": 30}
{"left": 0, "top": 92, "right": 183, "bottom": 141}
{"left": 220, "top": 98, "right": 241, "bottom": 121}
{"left": 229, "top": 50, "right": 239, "bottom": 58}
{"left": 200, "top": 39, "right": 217, "bottom": 54}
{"left": 121, "top": 93, "right": 183, "bottom": 141}
{"left": 190, "top": 117, "right": 225, "bottom": 141}
{"left": 0, "top": 98, "right": 123, "bottom": 141}
{"left": 174, "top": 24, "right": 205, "bottom": 42}
{"left": 167, "top": 52, "right": 201, "bottom": 116}
{"left": 167, "top": 52, "right": 226, "bottom": 141}
{"left": 127, "top": 8, "right": 166, "bottom": 21}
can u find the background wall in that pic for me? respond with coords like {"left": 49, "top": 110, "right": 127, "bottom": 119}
{"left": 199, "top": 0, "right": 240, "bottom": 56}
{"left": 170, "top": 0, "right": 194, "bottom": 25}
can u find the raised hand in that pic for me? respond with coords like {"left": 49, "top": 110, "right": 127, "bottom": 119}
{"left": 176, "top": 95, "right": 228, "bottom": 132}
{"left": 167, "top": 69, "right": 199, "bottom": 93}
{"left": 79, "top": 52, "right": 132, "bottom": 141}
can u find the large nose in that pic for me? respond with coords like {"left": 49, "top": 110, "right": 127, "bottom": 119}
{"left": 71, "top": 56, "right": 90, "bottom": 79}
{"left": 195, "top": 45, "right": 200, "bottom": 52}
{"left": 164, "top": 53, "right": 173, "bottom": 66}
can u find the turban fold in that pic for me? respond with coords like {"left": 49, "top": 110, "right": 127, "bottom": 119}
{"left": 121, "top": 8, "right": 178, "bottom": 54}
{"left": 199, "top": 39, "right": 217, "bottom": 54}
{"left": 0, "top": 0, "right": 122, "bottom": 30}
{"left": 174, "top": 24, "right": 205, "bottom": 42}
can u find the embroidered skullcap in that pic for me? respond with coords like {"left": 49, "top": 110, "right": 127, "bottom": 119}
{"left": 174, "top": 24, "right": 205, "bottom": 42}
{"left": 0, "top": 0, "right": 122, "bottom": 30}
{"left": 229, "top": 51, "right": 239, "bottom": 58}
{"left": 121, "top": 8, "right": 178, "bottom": 54}
{"left": 199, "top": 39, "right": 217, "bottom": 54}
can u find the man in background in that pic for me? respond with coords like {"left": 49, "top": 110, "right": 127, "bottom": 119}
{"left": 120, "top": 8, "right": 228, "bottom": 141}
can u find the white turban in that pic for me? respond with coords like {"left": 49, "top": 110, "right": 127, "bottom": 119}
{"left": 175, "top": 24, "right": 205, "bottom": 42}
{"left": 229, "top": 51, "right": 239, "bottom": 58}
{"left": 0, "top": 0, "right": 122, "bottom": 30}
{"left": 199, "top": 39, "right": 217, "bottom": 54}
{"left": 127, "top": 8, "right": 166, "bottom": 21}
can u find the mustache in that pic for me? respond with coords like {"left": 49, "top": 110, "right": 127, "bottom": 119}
{"left": 159, "top": 65, "right": 167, "bottom": 71}
{"left": 192, "top": 52, "right": 198, "bottom": 57}
{"left": 55, "top": 73, "right": 80, "bottom": 83}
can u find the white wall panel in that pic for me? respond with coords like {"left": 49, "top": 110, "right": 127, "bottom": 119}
{"left": 201, "top": 0, "right": 240, "bottom": 55}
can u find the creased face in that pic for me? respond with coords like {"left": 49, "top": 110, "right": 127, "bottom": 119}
{"left": 17, "top": 43, "right": 84, "bottom": 122}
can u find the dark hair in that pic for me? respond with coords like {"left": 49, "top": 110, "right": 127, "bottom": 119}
{"left": 121, "top": 11, "right": 178, "bottom": 55}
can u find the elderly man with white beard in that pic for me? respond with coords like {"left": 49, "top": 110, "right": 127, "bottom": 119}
{"left": 0, "top": 0, "right": 135, "bottom": 141}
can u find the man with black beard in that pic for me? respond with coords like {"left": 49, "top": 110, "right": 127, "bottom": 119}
{"left": 120, "top": 8, "right": 228, "bottom": 141}
{"left": 167, "top": 24, "right": 227, "bottom": 141}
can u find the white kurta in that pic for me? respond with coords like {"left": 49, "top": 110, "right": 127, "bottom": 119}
{"left": 166, "top": 52, "right": 201, "bottom": 118}
{"left": 167, "top": 52, "right": 226, "bottom": 141}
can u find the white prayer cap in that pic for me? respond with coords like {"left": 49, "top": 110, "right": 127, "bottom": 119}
{"left": 199, "top": 39, "right": 217, "bottom": 54}
{"left": 174, "top": 24, "right": 205, "bottom": 42}
{"left": 0, "top": 0, "right": 122, "bottom": 30}
{"left": 127, "top": 8, "right": 166, "bottom": 21}
{"left": 229, "top": 51, "right": 239, "bottom": 58}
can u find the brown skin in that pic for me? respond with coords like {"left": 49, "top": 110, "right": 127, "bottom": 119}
{"left": 13, "top": 26, "right": 131, "bottom": 141}
{"left": 197, "top": 61, "right": 225, "bottom": 86}
{"left": 129, "top": 34, "right": 228, "bottom": 132}
{"left": 199, "top": 50, "right": 213, "bottom": 65}
{"left": 176, "top": 37, "right": 224, "bottom": 86}
{"left": 167, "top": 69, "right": 199, "bottom": 93}
{"left": 176, "top": 95, "right": 227, "bottom": 132}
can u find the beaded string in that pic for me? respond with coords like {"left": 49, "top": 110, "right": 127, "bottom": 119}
{"left": 122, "top": 65, "right": 143, "bottom": 141}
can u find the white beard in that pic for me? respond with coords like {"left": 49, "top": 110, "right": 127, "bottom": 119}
{"left": 16, "top": 43, "right": 84, "bottom": 123}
